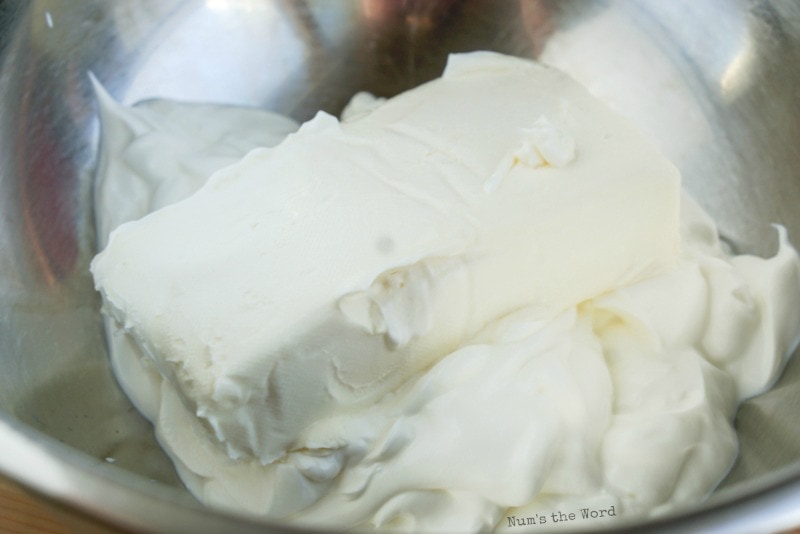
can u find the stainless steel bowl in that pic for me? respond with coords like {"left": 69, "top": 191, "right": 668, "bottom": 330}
{"left": 2, "top": 1, "right": 800, "bottom": 532}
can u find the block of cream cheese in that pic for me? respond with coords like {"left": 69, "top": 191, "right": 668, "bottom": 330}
{"left": 92, "top": 52, "right": 680, "bottom": 467}
{"left": 91, "top": 80, "right": 298, "bottom": 420}
{"left": 91, "top": 52, "right": 800, "bottom": 531}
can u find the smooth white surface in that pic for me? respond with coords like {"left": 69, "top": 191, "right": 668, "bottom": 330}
{"left": 92, "top": 80, "right": 299, "bottom": 421}
{"left": 91, "top": 53, "right": 800, "bottom": 532}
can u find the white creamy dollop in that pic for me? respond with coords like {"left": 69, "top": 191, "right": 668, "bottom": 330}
{"left": 91, "top": 52, "right": 800, "bottom": 532}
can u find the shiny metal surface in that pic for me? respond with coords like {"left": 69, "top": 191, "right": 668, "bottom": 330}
{"left": 1, "top": 0, "right": 800, "bottom": 532}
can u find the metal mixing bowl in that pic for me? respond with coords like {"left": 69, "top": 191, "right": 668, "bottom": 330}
{"left": 2, "top": 1, "right": 800, "bottom": 532}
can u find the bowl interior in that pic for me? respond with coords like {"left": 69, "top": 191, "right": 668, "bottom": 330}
{"left": 2, "top": 0, "right": 800, "bottom": 531}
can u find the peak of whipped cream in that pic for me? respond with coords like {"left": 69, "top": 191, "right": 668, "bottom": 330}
{"left": 91, "top": 51, "right": 800, "bottom": 532}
